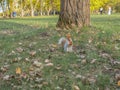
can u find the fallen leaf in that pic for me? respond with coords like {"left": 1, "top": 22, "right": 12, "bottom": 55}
{"left": 18, "top": 42, "right": 22, "bottom": 45}
{"left": 12, "top": 57, "right": 22, "bottom": 63}
{"left": 12, "top": 50, "right": 15, "bottom": 54}
{"left": 0, "top": 65, "right": 9, "bottom": 72}
{"left": 29, "top": 42, "right": 37, "bottom": 48}
{"left": 33, "top": 61, "right": 42, "bottom": 67}
{"left": 76, "top": 74, "right": 83, "bottom": 79}
{"left": 88, "top": 77, "right": 96, "bottom": 84}
{"left": 115, "top": 73, "right": 120, "bottom": 80}
{"left": 29, "top": 71, "right": 35, "bottom": 77}
{"left": 12, "top": 58, "right": 18, "bottom": 63}
{"left": 81, "top": 59, "right": 87, "bottom": 64}
{"left": 17, "top": 57, "right": 22, "bottom": 60}
{"left": 88, "top": 38, "right": 93, "bottom": 43}
{"left": 118, "top": 80, "right": 120, "bottom": 86}
{"left": 1, "top": 67, "right": 7, "bottom": 72}
{"left": 73, "top": 85, "right": 80, "bottom": 90}
{"left": 16, "top": 47, "right": 24, "bottom": 53}
{"left": 29, "top": 66, "right": 34, "bottom": 71}
{"left": 55, "top": 86, "right": 61, "bottom": 90}
{"left": 91, "top": 59, "right": 96, "bottom": 64}
{"left": 102, "top": 31, "right": 105, "bottom": 33}
{"left": 55, "top": 65, "right": 62, "bottom": 70}
{"left": 75, "top": 74, "right": 88, "bottom": 85}
{"left": 44, "top": 59, "right": 50, "bottom": 63}
{"left": 3, "top": 75, "right": 10, "bottom": 80}
{"left": 113, "top": 60, "right": 120, "bottom": 65}
{"left": 8, "top": 50, "right": 16, "bottom": 56}
{"left": 42, "top": 81, "right": 48, "bottom": 85}
{"left": 50, "top": 44, "right": 57, "bottom": 48}
{"left": 80, "top": 55, "right": 86, "bottom": 59}
{"left": 16, "top": 67, "right": 22, "bottom": 75}
{"left": 45, "top": 63, "right": 54, "bottom": 67}
{"left": 25, "top": 57, "right": 30, "bottom": 62}
{"left": 20, "top": 73, "right": 28, "bottom": 79}
{"left": 35, "top": 77, "right": 43, "bottom": 83}
{"left": 36, "top": 72, "right": 42, "bottom": 77}
{"left": 29, "top": 51, "right": 36, "bottom": 56}
{"left": 49, "top": 48, "right": 55, "bottom": 52}
{"left": 105, "top": 87, "right": 110, "bottom": 90}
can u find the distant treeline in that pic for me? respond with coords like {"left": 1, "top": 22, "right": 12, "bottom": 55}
{"left": 0, "top": 0, "right": 120, "bottom": 18}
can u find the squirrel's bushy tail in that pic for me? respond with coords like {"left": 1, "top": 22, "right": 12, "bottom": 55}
{"left": 58, "top": 37, "right": 66, "bottom": 45}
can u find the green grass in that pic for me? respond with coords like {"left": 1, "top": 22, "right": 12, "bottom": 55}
{"left": 0, "top": 14, "right": 120, "bottom": 90}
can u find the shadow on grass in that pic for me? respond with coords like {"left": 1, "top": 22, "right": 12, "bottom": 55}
{"left": 0, "top": 20, "right": 36, "bottom": 31}
{"left": 0, "top": 16, "right": 58, "bottom": 28}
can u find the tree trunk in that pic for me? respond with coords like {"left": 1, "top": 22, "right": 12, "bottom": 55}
{"left": 47, "top": 9, "right": 51, "bottom": 16}
{"left": 40, "top": 0, "right": 43, "bottom": 16}
{"left": 20, "top": 0, "right": 24, "bottom": 17}
{"left": 0, "top": 3, "right": 5, "bottom": 17}
{"left": 31, "top": 9, "right": 34, "bottom": 17}
{"left": 30, "top": 0, "right": 39, "bottom": 17}
{"left": 57, "top": 0, "right": 90, "bottom": 29}
{"left": 21, "top": 9, "right": 24, "bottom": 17}
{"left": 30, "top": 0, "right": 34, "bottom": 17}
{"left": 53, "top": 10, "right": 56, "bottom": 15}
{"left": 7, "top": 0, "right": 12, "bottom": 18}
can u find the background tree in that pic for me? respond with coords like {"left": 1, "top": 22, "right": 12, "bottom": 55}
{"left": 7, "top": 0, "right": 14, "bottom": 18}
{"left": 39, "top": 0, "right": 43, "bottom": 15}
{"left": 57, "top": 0, "right": 90, "bottom": 29}
{"left": 115, "top": 2, "right": 120, "bottom": 12}
{"left": 90, "top": 0, "right": 120, "bottom": 14}
{"left": 18, "top": 0, "right": 28, "bottom": 17}
{"left": 51, "top": 0, "right": 60, "bottom": 15}
{"left": 0, "top": 0, "right": 120, "bottom": 17}
{"left": 29, "top": 0, "right": 39, "bottom": 17}
{"left": 44, "top": 0, "right": 52, "bottom": 15}
{"left": 90, "top": 0, "right": 109, "bottom": 14}
{"left": 0, "top": 0, "right": 6, "bottom": 17}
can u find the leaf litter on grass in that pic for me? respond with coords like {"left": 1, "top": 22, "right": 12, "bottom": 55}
{"left": 0, "top": 19, "right": 120, "bottom": 89}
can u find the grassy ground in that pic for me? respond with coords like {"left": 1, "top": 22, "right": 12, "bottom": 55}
{"left": 0, "top": 15, "right": 120, "bottom": 90}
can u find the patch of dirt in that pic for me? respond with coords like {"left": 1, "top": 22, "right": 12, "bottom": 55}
{"left": 40, "top": 32, "right": 50, "bottom": 37}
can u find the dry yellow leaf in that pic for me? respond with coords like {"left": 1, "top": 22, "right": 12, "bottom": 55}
{"left": 118, "top": 80, "right": 120, "bottom": 86}
{"left": 51, "top": 44, "right": 57, "bottom": 48}
{"left": 73, "top": 85, "right": 80, "bottom": 90}
{"left": 16, "top": 67, "right": 21, "bottom": 74}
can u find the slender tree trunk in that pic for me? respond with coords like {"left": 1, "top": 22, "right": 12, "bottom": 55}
{"left": 53, "top": 10, "right": 56, "bottom": 15}
{"left": 20, "top": 0, "right": 24, "bottom": 17}
{"left": 7, "top": 0, "right": 12, "bottom": 18}
{"left": 21, "top": 9, "right": 24, "bottom": 17}
{"left": 30, "top": 0, "right": 34, "bottom": 17}
{"left": 0, "top": 3, "right": 5, "bottom": 17}
{"left": 30, "top": 0, "right": 39, "bottom": 17}
{"left": 40, "top": 0, "right": 43, "bottom": 16}
{"left": 57, "top": 0, "right": 90, "bottom": 29}
{"left": 40, "top": 9, "right": 43, "bottom": 16}
{"left": 47, "top": 9, "right": 51, "bottom": 16}
{"left": 31, "top": 9, "right": 34, "bottom": 17}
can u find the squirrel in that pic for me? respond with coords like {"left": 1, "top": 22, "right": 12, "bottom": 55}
{"left": 58, "top": 33, "right": 73, "bottom": 52}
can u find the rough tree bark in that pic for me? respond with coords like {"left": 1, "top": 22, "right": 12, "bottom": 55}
{"left": 57, "top": 0, "right": 90, "bottom": 29}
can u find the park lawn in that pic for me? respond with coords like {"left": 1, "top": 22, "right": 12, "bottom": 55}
{"left": 0, "top": 14, "right": 120, "bottom": 90}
